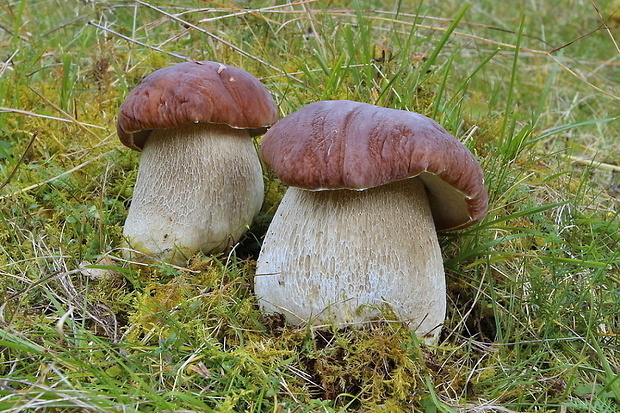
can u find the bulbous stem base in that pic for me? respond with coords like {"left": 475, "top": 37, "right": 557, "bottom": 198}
{"left": 255, "top": 178, "right": 445, "bottom": 344}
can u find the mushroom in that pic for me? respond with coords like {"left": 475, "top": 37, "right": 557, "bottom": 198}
{"left": 255, "top": 100, "right": 487, "bottom": 344}
{"left": 117, "top": 61, "right": 278, "bottom": 265}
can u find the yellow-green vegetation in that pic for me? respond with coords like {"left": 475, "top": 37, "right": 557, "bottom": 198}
{"left": 0, "top": 0, "right": 618, "bottom": 411}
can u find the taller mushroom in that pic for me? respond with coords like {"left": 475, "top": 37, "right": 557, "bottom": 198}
{"left": 255, "top": 100, "right": 487, "bottom": 344}
{"left": 117, "top": 61, "right": 278, "bottom": 265}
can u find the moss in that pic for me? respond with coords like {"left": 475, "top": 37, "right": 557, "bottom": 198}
{"left": 295, "top": 324, "right": 422, "bottom": 409}
{"left": 124, "top": 256, "right": 260, "bottom": 344}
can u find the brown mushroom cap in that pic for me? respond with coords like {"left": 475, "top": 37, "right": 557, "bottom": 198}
{"left": 117, "top": 61, "right": 279, "bottom": 151}
{"left": 260, "top": 100, "right": 488, "bottom": 230}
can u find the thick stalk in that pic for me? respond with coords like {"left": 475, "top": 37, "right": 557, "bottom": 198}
{"left": 123, "top": 122, "right": 264, "bottom": 265}
{"left": 255, "top": 178, "right": 445, "bottom": 344}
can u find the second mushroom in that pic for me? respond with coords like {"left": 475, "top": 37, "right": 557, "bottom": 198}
{"left": 255, "top": 100, "right": 488, "bottom": 344}
{"left": 117, "top": 61, "right": 278, "bottom": 265}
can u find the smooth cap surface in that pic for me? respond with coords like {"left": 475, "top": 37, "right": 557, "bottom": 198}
{"left": 117, "top": 61, "right": 279, "bottom": 151}
{"left": 260, "top": 100, "right": 488, "bottom": 230}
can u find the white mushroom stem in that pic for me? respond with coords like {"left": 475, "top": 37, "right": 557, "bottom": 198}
{"left": 122, "top": 122, "right": 264, "bottom": 265}
{"left": 255, "top": 178, "right": 445, "bottom": 344}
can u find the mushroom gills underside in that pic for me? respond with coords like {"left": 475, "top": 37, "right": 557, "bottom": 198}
{"left": 417, "top": 171, "right": 471, "bottom": 230}
{"left": 255, "top": 177, "right": 446, "bottom": 344}
{"left": 122, "top": 122, "right": 264, "bottom": 265}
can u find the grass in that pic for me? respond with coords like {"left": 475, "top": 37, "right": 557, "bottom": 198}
{"left": 0, "top": 0, "right": 618, "bottom": 411}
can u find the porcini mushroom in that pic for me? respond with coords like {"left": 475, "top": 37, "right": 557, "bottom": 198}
{"left": 255, "top": 100, "right": 487, "bottom": 344}
{"left": 117, "top": 61, "right": 278, "bottom": 265}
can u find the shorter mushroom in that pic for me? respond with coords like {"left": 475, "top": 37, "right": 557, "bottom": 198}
{"left": 255, "top": 100, "right": 487, "bottom": 344}
{"left": 117, "top": 61, "right": 278, "bottom": 265}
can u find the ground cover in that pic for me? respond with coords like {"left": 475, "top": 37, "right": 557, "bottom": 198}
{"left": 0, "top": 0, "right": 618, "bottom": 411}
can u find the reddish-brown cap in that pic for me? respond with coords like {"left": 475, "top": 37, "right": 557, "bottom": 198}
{"left": 260, "top": 100, "right": 488, "bottom": 230}
{"left": 117, "top": 61, "right": 279, "bottom": 151}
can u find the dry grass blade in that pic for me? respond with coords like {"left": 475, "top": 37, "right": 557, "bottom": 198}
{"left": 547, "top": 54, "right": 620, "bottom": 100}
{"left": 253, "top": 5, "right": 619, "bottom": 100}
{"left": 28, "top": 87, "right": 102, "bottom": 140}
{"left": 88, "top": 21, "right": 190, "bottom": 61}
{"left": 455, "top": 403, "right": 519, "bottom": 413}
{"left": 0, "top": 131, "right": 36, "bottom": 192}
{"left": 0, "top": 106, "right": 105, "bottom": 128}
{"left": 0, "top": 379, "right": 104, "bottom": 411}
{"left": 567, "top": 155, "right": 620, "bottom": 172}
{"left": 0, "top": 148, "right": 120, "bottom": 200}
{"left": 197, "top": 0, "right": 322, "bottom": 23}
{"left": 588, "top": 0, "right": 620, "bottom": 53}
{"left": 133, "top": 0, "right": 304, "bottom": 83}
{"left": 54, "top": 270, "right": 119, "bottom": 340}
